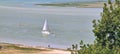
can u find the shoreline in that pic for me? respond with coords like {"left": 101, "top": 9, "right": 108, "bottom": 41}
{"left": 0, "top": 42, "right": 71, "bottom": 54}
{"left": 0, "top": 5, "right": 102, "bottom": 16}
{"left": 35, "top": 2, "right": 105, "bottom": 8}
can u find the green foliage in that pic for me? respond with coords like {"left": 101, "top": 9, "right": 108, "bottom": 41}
{"left": 82, "top": 43, "right": 120, "bottom": 54}
{"left": 71, "top": 0, "right": 120, "bottom": 54}
{"left": 93, "top": 0, "right": 120, "bottom": 48}
{"left": 71, "top": 40, "right": 120, "bottom": 54}
{"left": 80, "top": 40, "right": 83, "bottom": 45}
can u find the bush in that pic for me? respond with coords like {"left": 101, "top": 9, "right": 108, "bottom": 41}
{"left": 71, "top": 40, "right": 120, "bottom": 54}
{"left": 70, "top": 0, "right": 120, "bottom": 53}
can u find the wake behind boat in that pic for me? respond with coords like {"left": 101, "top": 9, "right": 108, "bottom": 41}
{"left": 41, "top": 19, "right": 50, "bottom": 35}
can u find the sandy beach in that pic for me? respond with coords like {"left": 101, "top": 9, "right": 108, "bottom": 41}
{"left": 0, "top": 43, "right": 71, "bottom": 54}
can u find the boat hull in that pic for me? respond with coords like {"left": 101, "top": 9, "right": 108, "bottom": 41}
{"left": 41, "top": 31, "right": 50, "bottom": 35}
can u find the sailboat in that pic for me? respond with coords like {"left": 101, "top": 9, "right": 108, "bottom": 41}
{"left": 41, "top": 19, "right": 50, "bottom": 35}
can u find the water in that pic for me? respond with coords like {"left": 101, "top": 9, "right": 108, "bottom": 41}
{"left": 0, "top": 0, "right": 106, "bottom": 6}
{"left": 0, "top": 6, "right": 102, "bottom": 49}
{"left": 0, "top": 0, "right": 106, "bottom": 8}
{"left": 0, "top": 1, "right": 102, "bottom": 49}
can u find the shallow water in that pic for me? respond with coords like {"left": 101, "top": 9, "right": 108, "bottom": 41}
{"left": 0, "top": 5, "right": 102, "bottom": 49}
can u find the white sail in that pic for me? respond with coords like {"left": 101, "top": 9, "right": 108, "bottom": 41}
{"left": 42, "top": 19, "right": 48, "bottom": 31}
{"left": 42, "top": 19, "right": 50, "bottom": 35}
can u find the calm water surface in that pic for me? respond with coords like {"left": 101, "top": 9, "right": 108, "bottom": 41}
{"left": 0, "top": 5, "right": 102, "bottom": 49}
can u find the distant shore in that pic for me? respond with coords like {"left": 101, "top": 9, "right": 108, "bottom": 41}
{"left": 0, "top": 43, "right": 71, "bottom": 54}
{"left": 35, "top": 2, "right": 105, "bottom": 8}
